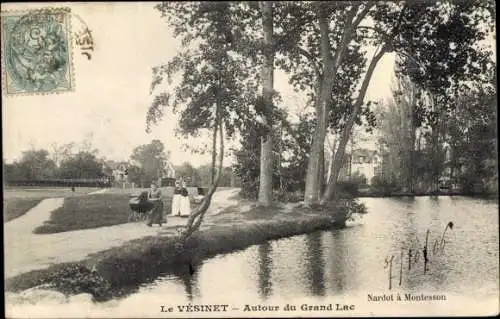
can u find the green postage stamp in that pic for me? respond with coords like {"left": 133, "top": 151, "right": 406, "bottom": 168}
{"left": 1, "top": 7, "right": 74, "bottom": 96}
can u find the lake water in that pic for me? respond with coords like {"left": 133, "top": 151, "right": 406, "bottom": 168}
{"left": 6, "top": 196, "right": 499, "bottom": 317}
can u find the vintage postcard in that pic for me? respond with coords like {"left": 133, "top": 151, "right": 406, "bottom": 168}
{"left": 3, "top": 1, "right": 498, "bottom": 318}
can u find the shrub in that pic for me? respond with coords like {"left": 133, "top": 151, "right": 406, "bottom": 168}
{"left": 336, "top": 181, "right": 360, "bottom": 197}
{"left": 371, "top": 174, "right": 398, "bottom": 193}
{"left": 350, "top": 171, "right": 368, "bottom": 187}
{"left": 5, "top": 263, "right": 120, "bottom": 302}
{"left": 347, "top": 199, "right": 368, "bottom": 215}
{"left": 273, "top": 189, "right": 304, "bottom": 203}
{"left": 238, "top": 180, "right": 259, "bottom": 200}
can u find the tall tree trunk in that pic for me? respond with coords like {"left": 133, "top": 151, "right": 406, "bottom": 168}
{"left": 438, "top": 110, "right": 447, "bottom": 189}
{"left": 322, "top": 47, "right": 387, "bottom": 203}
{"left": 303, "top": 4, "right": 370, "bottom": 206}
{"left": 326, "top": 137, "right": 338, "bottom": 183}
{"left": 408, "top": 105, "right": 416, "bottom": 193}
{"left": 408, "top": 147, "right": 415, "bottom": 192}
{"left": 318, "top": 146, "right": 325, "bottom": 197}
{"left": 278, "top": 125, "right": 284, "bottom": 191}
{"left": 304, "top": 10, "right": 337, "bottom": 206}
{"left": 400, "top": 92, "right": 410, "bottom": 191}
{"left": 230, "top": 168, "right": 236, "bottom": 187}
{"left": 304, "top": 100, "right": 328, "bottom": 205}
{"left": 403, "top": 83, "right": 416, "bottom": 193}
{"left": 258, "top": 1, "right": 275, "bottom": 207}
{"left": 430, "top": 96, "right": 448, "bottom": 192}
{"left": 211, "top": 118, "right": 217, "bottom": 185}
{"left": 429, "top": 96, "right": 442, "bottom": 193}
{"left": 449, "top": 155, "right": 455, "bottom": 187}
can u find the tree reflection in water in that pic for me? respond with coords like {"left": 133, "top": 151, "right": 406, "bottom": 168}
{"left": 258, "top": 242, "right": 273, "bottom": 299}
{"left": 328, "top": 231, "right": 346, "bottom": 294}
{"left": 179, "top": 262, "right": 201, "bottom": 302}
{"left": 305, "top": 231, "right": 326, "bottom": 296}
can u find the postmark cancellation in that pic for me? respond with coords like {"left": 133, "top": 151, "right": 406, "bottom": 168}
{"left": 1, "top": 7, "right": 75, "bottom": 96}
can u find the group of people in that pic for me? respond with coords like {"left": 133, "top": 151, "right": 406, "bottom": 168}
{"left": 145, "top": 179, "right": 190, "bottom": 227}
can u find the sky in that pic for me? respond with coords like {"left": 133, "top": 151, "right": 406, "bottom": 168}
{"left": 1, "top": 2, "right": 426, "bottom": 167}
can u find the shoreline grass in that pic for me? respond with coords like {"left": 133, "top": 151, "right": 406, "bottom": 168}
{"left": 5, "top": 202, "right": 351, "bottom": 302}
{"left": 87, "top": 209, "right": 345, "bottom": 288}
{"left": 356, "top": 190, "right": 499, "bottom": 198}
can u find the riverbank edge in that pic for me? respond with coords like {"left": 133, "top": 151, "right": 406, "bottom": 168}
{"left": 5, "top": 205, "right": 349, "bottom": 302}
{"left": 355, "top": 190, "right": 498, "bottom": 198}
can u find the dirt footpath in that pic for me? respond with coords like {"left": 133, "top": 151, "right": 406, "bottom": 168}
{"left": 4, "top": 188, "right": 241, "bottom": 279}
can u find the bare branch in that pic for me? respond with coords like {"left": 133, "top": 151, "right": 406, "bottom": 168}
{"left": 295, "top": 47, "right": 322, "bottom": 79}
{"left": 331, "top": 2, "right": 373, "bottom": 72}
{"left": 356, "top": 26, "right": 389, "bottom": 38}
{"left": 349, "top": 3, "right": 375, "bottom": 35}
{"left": 393, "top": 49, "right": 426, "bottom": 74}
{"left": 356, "top": 3, "right": 407, "bottom": 47}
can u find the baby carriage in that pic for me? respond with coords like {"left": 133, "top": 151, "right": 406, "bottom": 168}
{"left": 128, "top": 191, "right": 154, "bottom": 222}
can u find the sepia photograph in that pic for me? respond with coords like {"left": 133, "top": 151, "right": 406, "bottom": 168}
{"left": 2, "top": 1, "right": 498, "bottom": 317}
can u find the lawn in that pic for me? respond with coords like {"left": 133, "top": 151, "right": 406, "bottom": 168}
{"left": 5, "top": 186, "right": 193, "bottom": 231}
{"left": 4, "top": 197, "right": 47, "bottom": 222}
{"left": 33, "top": 193, "right": 174, "bottom": 234}
{"left": 3, "top": 187, "right": 102, "bottom": 223}
{"left": 3, "top": 187, "right": 102, "bottom": 199}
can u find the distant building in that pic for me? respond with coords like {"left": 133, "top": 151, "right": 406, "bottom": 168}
{"left": 164, "top": 161, "right": 176, "bottom": 179}
{"left": 351, "top": 149, "right": 380, "bottom": 184}
{"left": 113, "top": 162, "right": 129, "bottom": 182}
{"left": 439, "top": 140, "right": 462, "bottom": 190}
{"left": 161, "top": 161, "right": 176, "bottom": 186}
{"left": 338, "top": 148, "right": 381, "bottom": 185}
{"left": 102, "top": 159, "right": 177, "bottom": 188}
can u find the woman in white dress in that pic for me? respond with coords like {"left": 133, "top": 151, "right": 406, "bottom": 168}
{"left": 171, "top": 180, "right": 183, "bottom": 216}
{"left": 179, "top": 180, "right": 191, "bottom": 217}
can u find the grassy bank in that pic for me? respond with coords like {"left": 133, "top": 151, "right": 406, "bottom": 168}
{"left": 5, "top": 200, "right": 355, "bottom": 301}
{"left": 33, "top": 194, "right": 132, "bottom": 234}
{"left": 32, "top": 187, "right": 199, "bottom": 234}
{"left": 86, "top": 205, "right": 347, "bottom": 288}
{"left": 33, "top": 194, "right": 172, "bottom": 234}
